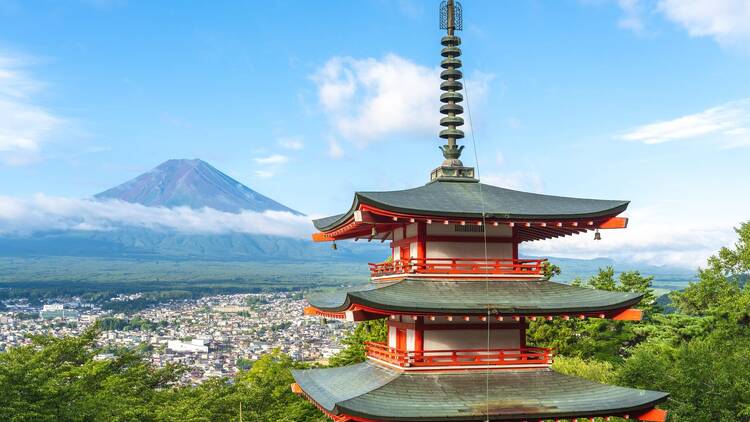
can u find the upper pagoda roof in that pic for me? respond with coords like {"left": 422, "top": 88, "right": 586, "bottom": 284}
{"left": 313, "top": 180, "right": 629, "bottom": 232}
{"left": 306, "top": 279, "right": 643, "bottom": 317}
{"left": 292, "top": 362, "right": 668, "bottom": 421}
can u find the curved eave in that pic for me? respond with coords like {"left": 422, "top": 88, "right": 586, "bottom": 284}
{"left": 292, "top": 363, "right": 669, "bottom": 421}
{"left": 312, "top": 181, "right": 629, "bottom": 234}
{"left": 306, "top": 280, "right": 644, "bottom": 317}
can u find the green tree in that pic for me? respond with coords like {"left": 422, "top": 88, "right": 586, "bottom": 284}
{"left": 328, "top": 319, "right": 388, "bottom": 366}
{"left": 618, "top": 331, "right": 750, "bottom": 421}
{"left": 551, "top": 355, "right": 616, "bottom": 384}
{"left": 671, "top": 221, "right": 750, "bottom": 316}
{"left": 0, "top": 325, "right": 183, "bottom": 421}
{"left": 528, "top": 267, "right": 658, "bottom": 362}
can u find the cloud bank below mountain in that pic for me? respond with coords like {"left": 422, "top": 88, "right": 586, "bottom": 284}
{"left": 0, "top": 194, "right": 314, "bottom": 238}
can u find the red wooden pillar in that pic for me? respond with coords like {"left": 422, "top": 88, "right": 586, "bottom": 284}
{"left": 511, "top": 226, "right": 519, "bottom": 260}
{"left": 417, "top": 222, "right": 427, "bottom": 270}
{"left": 414, "top": 316, "right": 424, "bottom": 352}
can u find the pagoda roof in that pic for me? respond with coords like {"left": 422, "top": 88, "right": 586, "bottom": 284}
{"left": 306, "top": 279, "right": 643, "bottom": 316}
{"left": 313, "top": 180, "right": 629, "bottom": 232}
{"left": 292, "top": 362, "right": 668, "bottom": 421}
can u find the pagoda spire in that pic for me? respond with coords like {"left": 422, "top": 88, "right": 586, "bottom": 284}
{"left": 431, "top": 0, "right": 476, "bottom": 183}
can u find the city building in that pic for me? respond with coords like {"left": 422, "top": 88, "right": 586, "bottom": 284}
{"left": 40, "top": 304, "right": 79, "bottom": 320}
{"left": 291, "top": 2, "right": 669, "bottom": 421}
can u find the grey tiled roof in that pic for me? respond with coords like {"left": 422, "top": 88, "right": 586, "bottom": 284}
{"left": 313, "top": 181, "right": 629, "bottom": 231}
{"left": 293, "top": 362, "right": 668, "bottom": 421}
{"left": 306, "top": 279, "right": 643, "bottom": 315}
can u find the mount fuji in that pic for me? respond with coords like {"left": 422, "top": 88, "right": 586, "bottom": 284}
{"left": 95, "top": 159, "right": 302, "bottom": 215}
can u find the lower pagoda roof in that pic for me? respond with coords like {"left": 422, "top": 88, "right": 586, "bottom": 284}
{"left": 306, "top": 279, "right": 643, "bottom": 317}
{"left": 292, "top": 362, "right": 668, "bottom": 421}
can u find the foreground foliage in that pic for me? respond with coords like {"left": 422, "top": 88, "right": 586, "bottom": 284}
{"left": 539, "top": 221, "right": 750, "bottom": 421}
{"left": 0, "top": 328, "right": 324, "bottom": 422}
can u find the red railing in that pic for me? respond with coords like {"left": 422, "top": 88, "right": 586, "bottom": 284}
{"left": 368, "top": 258, "right": 547, "bottom": 278}
{"left": 365, "top": 341, "right": 552, "bottom": 368}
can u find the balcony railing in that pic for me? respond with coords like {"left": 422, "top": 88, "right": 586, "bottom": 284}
{"left": 368, "top": 257, "right": 547, "bottom": 278}
{"left": 365, "top": 341, "right": 552, "bottom": 369}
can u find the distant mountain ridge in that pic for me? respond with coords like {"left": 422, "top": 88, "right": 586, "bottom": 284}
{"left": 95, "top": 159, "right": 301, "bottom": 215}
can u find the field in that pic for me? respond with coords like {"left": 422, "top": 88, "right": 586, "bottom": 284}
{"left": 0, "top": 257, "right": 369, "bottom": 299}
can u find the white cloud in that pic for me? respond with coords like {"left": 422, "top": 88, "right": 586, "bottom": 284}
{"left": 617, "top": 0, "right": 646, "bottom": 33}
{"left": 277, "top": 136, "right": 304, "bottom": 150}
{"left": 620, "top": 98, "right": 750, "bottom": 147}
{"left": 253, "top": 170, "right": 274, "bottom": 179}
{"left": 327, "top": 137, "right": 344, "bottom": 159}
{"left": 610, "top": 0, "right": 750, "bottom": 49}
{"left": 0, "top": 52, "right": 65, "bottom": 165}
{"left": 254, "top": 154, "right": 289, "bottom": 165}
{"left": 482, "top": 171, "right": 544, "bottom": 193}
{"left": 522, "top": 206, "right": 737, "bottom": 268}
{"left": 0, "top": 194, "right": 314, "bottom": 238}
{"left": 312, "top": 54, "right": 492, "bottom": 144}
{"left": 658, "top": 0, "right": 750, "bottom": 47}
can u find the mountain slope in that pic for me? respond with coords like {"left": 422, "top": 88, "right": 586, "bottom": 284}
{"left": 0, "top": 230, "right": 386, "bottom": 262}
{"left": 95, "top": 159, "right": 301, "bottom": 214}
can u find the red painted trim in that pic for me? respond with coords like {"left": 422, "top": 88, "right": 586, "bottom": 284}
{"left": 394, "top": 234, "right": 514, "bottom": 248}
{"left": 420, "top": 323, "right": 526, "bottom": 330}
{"left": 600, "top": 216, "right": 629, "bottom": 229}
{"left": 637, "top": 408, "right": 667, "bottom": 422}
{"left": 369, "top": 257, "right": 546, "bottom": 277}
{"left": 387, "top": 319, "right": 415, "bottom": 329}
{"left": 391, "top": 235, "right": 417, "bottom": 248}
{"left": 427, "top": 235, "right": 514, "bottom": 243}
{"left": 365, "top": 342, "right": 552, "bottom": 368}
{"left": 417, "top": 222, "right": 426, "bottom": 262}
{"left": 396, "top": 328, "right": 407, "bottom": 350}
{"left": 414, "top": 316, "right": 424, "bottom": 352}
{"left": 613, "top": 308, "right": 643, "bottom": 321}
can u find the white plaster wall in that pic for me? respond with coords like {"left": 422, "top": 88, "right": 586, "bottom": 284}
{"left": 423, "top": 329, "right": 520, "bottom": 350}
{"left": 409, "top": 242, "right": 417, "bottom": 258}
{"left": 393, "top": 230, "right": 404, "bottom": 241}
{"left": 406, "top": 223, "right": 418, "bottom": 238}
{"left": 426, "top": 241, "right": 512, "bottom": 260}
{"left": 388, "top": 326, "right": 397, "bottom": 348}
{"left": 407, "top": 329, "right": 415, "bottom": 351}
{"left": 393, "top": 246, "right": 400, "bottom": 261}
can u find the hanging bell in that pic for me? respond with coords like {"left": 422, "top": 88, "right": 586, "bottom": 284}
{"left": 371, "top": 226, "right": 377, "bottom": 237}
{"left": 594, "top": 229, "right": 601, "bottom": 241}
{"left": 332, "top": 241, "right": 338, "bottom": 250}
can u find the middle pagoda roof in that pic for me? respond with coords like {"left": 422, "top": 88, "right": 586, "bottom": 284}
{"left": 306, "top": 279, "right": 643, "bottom": 319}
{"left": 312, "top": 179, "right": 629, "bottom": 242}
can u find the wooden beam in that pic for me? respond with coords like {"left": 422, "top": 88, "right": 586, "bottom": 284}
{"left": 637, "top": 408, "right": 667, "bottom": 422}
{"left": 312, "top": 232, "right": 329, "bottom": 242}
{"left": 290, "top": 383, "right": 303, "bottom": 394}
{"left": 600, "top": 216, "right": 629, "bottom": 229}
{"left": 612, "top": 308, "right": 643, "bottom": 321}
{"left": 353, "top": 210, "right": 394, "bottom": 224}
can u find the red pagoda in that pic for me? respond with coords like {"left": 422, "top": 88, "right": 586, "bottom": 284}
{"left": 292, "top": 2, "right": 669, "bottom": 421}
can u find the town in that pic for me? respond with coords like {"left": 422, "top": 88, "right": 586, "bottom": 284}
{"left": 0, "top": 292, "right": 349, "bottom": 384}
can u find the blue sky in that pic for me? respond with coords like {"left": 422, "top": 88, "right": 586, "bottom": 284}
{"left": 0, "top": 0, "right": 749, "bottom": 268}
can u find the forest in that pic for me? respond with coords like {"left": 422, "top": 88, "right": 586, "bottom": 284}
{"left": 1, "top": 221, "right": 749, "bottom": 421}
